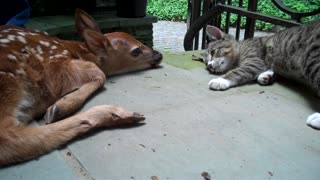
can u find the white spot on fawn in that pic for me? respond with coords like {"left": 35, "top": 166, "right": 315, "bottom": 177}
{"left": 0, "top": 71, "right": 15, "bottom": 78}
{"left": 7, "top": 35, "right": 16, "bottom": 41}
{"left": 62, "top": 50, "right": 69, "bottom": 55}
{"left": 3, "top": 28, "right": 19, "bottom": 32}
{"left": 36, "top": 45, "right": 43, "bottom": 54}
{"left": 0, "top": 71, "right": 14, "bottom": 78}
{"left": 0, "top": 39, "right": 10, "bottom": 43}
{"left": 28, "top": 32, "right": 38, "bottom": 36}
{"left": 50, "top": 55, "right": 65, "bottom": 59}
{"left": 16, "top": 68, "right": 26, "bottom": 75}
{"left": 17, "top": 36, "right": 27, "bottom": 44}
{"left": 17, "top": 32, "right": 26, "bottom": 36}
{"left": 54, "top": 54, "right": 64, "bottom": 58}
{"left": 40, "top": 40, "right": 50, "bottom": 47}
{"left": 35, "top": 54, "right": 44, "bottom": 61}
{"left": 51, "top": 45, "right": 57, "bottom": 50}
{"left": 26, "top": 47, "right": 36, "bottom": 54}
{"left": 7, "top": 54, "right": 17, "bottom": 61}
{"left": 79, "top": 45, "right": 87, "bottom": 50}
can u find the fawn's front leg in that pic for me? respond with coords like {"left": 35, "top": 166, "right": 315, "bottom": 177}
{"left": 208, "top": 60, "right": 267, "bottom": 90}
{"left": 0, "top": 105, "right": 145, "bottom": 165}
{"left": 45, "top": 79, "right": 104, "bottom": 123}
{"left": 44, "top": 61, "right": 106, "bottom": 124}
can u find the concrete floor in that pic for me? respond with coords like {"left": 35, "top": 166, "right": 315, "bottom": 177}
{"left": 1, "top": 51, "right": 320, "bottom": 180}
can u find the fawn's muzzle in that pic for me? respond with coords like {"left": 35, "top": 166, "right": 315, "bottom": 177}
{"left": 152, "top": 50, "right": 163, "bottom": 66}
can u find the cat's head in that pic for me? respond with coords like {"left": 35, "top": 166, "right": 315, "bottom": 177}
{"left": 203, "top": 25, "right": 239, "bottom": 74}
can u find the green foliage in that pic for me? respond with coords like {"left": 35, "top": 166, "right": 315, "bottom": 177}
{"left": 147, "top": 0, "right": 320, "bottom": 31}
{"left": 220, "top": 0, "right": 320, "bottom": 31}
{"left": 147, "top": 0, "right": 188, "bottom": 21}
{"left": 282, "top": 0, "right": 320, "bottom": 22}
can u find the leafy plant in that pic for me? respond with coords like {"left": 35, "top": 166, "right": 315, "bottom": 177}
{"left": 147, "top": 0, "right": 188, "bottom": 21}
{"left": 147, "top": 0, "right": 320, "bottom": 31}
{"left": 219, "top": 0, "right": 320, "bottom": 31}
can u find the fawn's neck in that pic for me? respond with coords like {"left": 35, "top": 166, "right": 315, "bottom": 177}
{"left": 62, "top": 40, "right": 98, "bottom": 64}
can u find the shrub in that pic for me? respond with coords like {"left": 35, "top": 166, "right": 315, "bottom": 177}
{"left": 147, "top": 0, "right": 188, "bottom": 21}
{"left": 229, "top": 0, "right": 320, "bottom": 31}
{"left": 147, "top": 0, "right": 320, "bottom": 31}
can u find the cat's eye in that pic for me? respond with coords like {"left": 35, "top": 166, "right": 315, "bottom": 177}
{"left": 223, "top": 48, "right": 231, "bottom": 55}
{"left": 211, "top": 50, "right": 216, "bottom": 56}
{"left": 131, "top": 47, "right": 143, "bottom": 57}
{"left": 224, "top": 51, "right": 231, "bottom": 55}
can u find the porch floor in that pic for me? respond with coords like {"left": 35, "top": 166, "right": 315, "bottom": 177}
{"left": 1, "top": 51, "right": 319, "bottom": 180}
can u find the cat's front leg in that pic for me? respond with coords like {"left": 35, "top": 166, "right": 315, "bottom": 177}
{"left": 208, "top": 77, "right": 235, "bottom": 90}
{"left": 257, "top": 70, "right": 274, "bottom": 85}
{"left": 208, "top": 63, "right": 265, "bottom": 91}
{"left": 306, "top": 113, "right": 320, "bottom": 130}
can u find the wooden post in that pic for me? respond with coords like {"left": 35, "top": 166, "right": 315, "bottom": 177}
{"left": 244, "top": 0, "right": 258, "bottom": 39}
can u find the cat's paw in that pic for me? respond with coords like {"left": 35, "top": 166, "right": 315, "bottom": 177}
{"left": 306, "top": 113, "right": 320, "bottom": 130}
{"left": 257, "top": 70, "right": 274, "bottom": 85}
{"left": 208, "top": 77, "right": 232, "bottom": 90}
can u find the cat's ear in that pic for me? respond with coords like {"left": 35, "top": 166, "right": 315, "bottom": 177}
{"left": 206, "top": 25, "right": 225, "bottom": 41}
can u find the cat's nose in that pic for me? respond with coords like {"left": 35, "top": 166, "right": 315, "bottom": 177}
{"left": 207, "top": 62, "right": 215, "bottom": 69}
{"left": 207, "top": 63, "right": 214, "bottom": 72}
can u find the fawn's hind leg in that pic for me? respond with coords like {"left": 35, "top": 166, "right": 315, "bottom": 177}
{"left": 44, "top": 60, "right": 106, "bottom": 123}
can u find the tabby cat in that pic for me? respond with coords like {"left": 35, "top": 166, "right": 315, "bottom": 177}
{"left": 203, "top": 20, "right": 320, "bottom": 130}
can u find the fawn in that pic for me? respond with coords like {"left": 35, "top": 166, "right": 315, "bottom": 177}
{"left": 0, "top": 9, "right": 162, "bottom": 166}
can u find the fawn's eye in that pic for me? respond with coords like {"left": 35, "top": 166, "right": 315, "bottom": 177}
{"left": 131, "top": 47, "right": 143, "bottom": 57}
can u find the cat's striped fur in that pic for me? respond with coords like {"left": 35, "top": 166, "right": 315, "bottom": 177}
{"left": 204, "top": 20, "right": 320, "bottom": 130}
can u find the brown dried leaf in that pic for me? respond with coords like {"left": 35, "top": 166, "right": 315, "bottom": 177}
{"left": 151, "top": 176, "right": 159, "bottom": 180}
{"left": 192, "top": 54, "right": 204, "bottom": 63}
{"left": 201, "top": 172, "right": 211, "bottom": 180}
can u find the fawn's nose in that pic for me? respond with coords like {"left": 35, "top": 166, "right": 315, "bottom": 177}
{"left": 152, "top": 50, "right": 163, "bottom": 64}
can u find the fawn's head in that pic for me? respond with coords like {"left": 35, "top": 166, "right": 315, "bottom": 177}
{"left": 75, "top": 9, "right": 162, "bottom": 76}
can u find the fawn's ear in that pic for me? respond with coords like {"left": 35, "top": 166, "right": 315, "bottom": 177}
{"left": 83, "top": 29, "right": 113, "bottom": 56}
{"left": 75, "top": 8, "right": 101, "bottom": 37}
{"left": 206, "top": 25, "right": 225, "bottom": 41}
